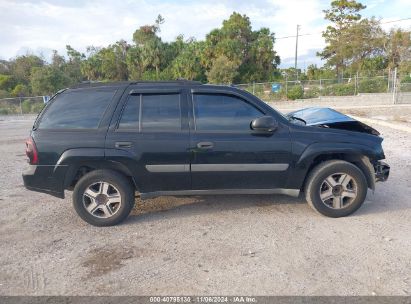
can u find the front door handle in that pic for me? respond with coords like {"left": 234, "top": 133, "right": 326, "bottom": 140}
{"left": 115, "top": 141, "right": 133, "bottom": 148}
{"left": 197, "top": 141, "right": 214, "bottom": 149}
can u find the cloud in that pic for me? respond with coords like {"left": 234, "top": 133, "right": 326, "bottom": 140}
{"left": 0, "top": 0, "right": 327, "bottom": 66}
{"left": 0, "top": 0, "right": 410, "bottom": 68}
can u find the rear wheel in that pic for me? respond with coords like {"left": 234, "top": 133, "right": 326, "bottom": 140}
{"left": 305, "top": 160, "right": 368, "bottom": 217}
{"left": 73, "top": 170, "right": 135, "bottom": 226}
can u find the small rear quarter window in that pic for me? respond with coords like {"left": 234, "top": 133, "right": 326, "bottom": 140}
{"left": 38, "top": 88, "right": 116, "bottom": 129}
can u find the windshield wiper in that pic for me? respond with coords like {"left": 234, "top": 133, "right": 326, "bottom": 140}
{"left": 288, "top": 115, "right": 306, "bottom": 125}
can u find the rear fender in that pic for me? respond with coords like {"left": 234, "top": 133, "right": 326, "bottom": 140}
{"left": 55, "top": 148, "right": 137, "bottom": 190}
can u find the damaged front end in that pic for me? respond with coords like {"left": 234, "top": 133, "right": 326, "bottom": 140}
{"left": 287, "top": 107, "right": 380, "bottom": 135}
{"left": 375, "top": 161, "right": 390, "bottom": 182}
{"left": 287, "top": 107, "right": 390, "bottom": 186}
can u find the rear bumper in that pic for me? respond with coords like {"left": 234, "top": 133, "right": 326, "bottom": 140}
{"left": 22, "top": 165, "right": 65, "bottom": 199}
{"left": 375, "top": 161, "right": 390, "bottom": 182}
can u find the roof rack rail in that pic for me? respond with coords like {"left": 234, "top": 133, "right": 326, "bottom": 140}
{"left": 130, "top": 79, "right": 202, "bottom": 85}
{"left": 70, "top": 79, "right": 203, "bottom": 89}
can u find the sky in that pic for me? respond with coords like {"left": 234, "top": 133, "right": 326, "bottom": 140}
{"left": 0, "top": 0, "right": 410, "bottom": 68}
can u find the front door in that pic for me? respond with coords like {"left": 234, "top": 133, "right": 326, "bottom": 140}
{"left": 189, "top": 91, "right": 292, "bottom": 190}
{"left": 105, "top": 87, "right": 191, "bottom": 193}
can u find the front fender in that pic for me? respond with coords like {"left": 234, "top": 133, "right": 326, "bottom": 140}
{"left": 296, "top": 142, "right": 378, "bottom": 168}
{"left": 287, "top": 142, "right": 377, "bottom": 190}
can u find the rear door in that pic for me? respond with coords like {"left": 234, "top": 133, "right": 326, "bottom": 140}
{"left": 105, "top": 86, "right": 191, "bottom": 193}
{"left": 189, "top": 89, "right": 292, "bottom": 190}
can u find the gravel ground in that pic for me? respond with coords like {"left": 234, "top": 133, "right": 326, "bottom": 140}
{"left": 0, "top": 107, "right": 410, "bottom": 296}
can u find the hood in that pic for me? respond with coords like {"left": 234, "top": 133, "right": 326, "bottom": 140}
{"left": 287, "top": 107, "right": 380, "bottom": 136}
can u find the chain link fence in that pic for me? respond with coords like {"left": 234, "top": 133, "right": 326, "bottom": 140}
{"left": 0, "top": 74, "right": 410, "bottom": 116}
{"left": 0, "top": 96, "right": 46, "bottom": 115}
{"left": 397, "top": 82, "right": 411, "bottom": 104}
{"left": 235, "top": 75, "right": 411, "bottom": 104}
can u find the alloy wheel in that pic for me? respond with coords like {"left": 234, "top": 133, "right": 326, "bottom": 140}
{"left": 319, "top": 173, "right": 358, "bottom": 209}
{"left": 82, "top": 181, "right": 122, "bottom": 218}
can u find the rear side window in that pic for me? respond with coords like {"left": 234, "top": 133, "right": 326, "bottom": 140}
{"left": 193, "top": 93, "right": 263, "bottom": 131}
{"left": 118, "top": 93, "right": 181, "bottom": 131}
{"left": 38, "top": 88, "right": 116, "bottom": 129}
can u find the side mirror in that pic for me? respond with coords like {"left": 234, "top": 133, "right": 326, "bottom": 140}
{"left": 251, "top": 116, "right": 278, "bottom": 133}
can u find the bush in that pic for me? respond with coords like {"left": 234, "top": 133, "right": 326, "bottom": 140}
{"left": 21, "top": 100, "right": 45, "bottom": 114}
{"left": 303, "top": 86, "right": 320, "bottom": 99}
{"left": 0, "top": 104, "right": 19, "bottom": 115}
{"left": 323, "top": 83, "right": 355, "bottom": 96}
{"left": 287, "top": 85, "right": 303, "bottom": 100}
{"left": 31, "top": 102, "right": 45, "bottom": 113}
{"left": 0, "top": 89, "right": 10, "bottom": 98}
{"left": 21, "top": 100, "right": 32, "bottom": 113}
{"left": 401, "top": 75, "right": 411, "bottom": 83}
{"left": 12, "top": 84, "right": 30, "bottom": 97}
{"left": 0, "top": 74, "right": 17, "bottom": 91}
{"left": 358, "top": 78, "right": 386, "bottom": 93}
{"left": 0, "top": 108, "right": 11, "bottom": 115}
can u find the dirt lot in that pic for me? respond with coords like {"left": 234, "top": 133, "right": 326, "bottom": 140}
{"left": 0, "top": 105, "right": 410, "bottom": 296}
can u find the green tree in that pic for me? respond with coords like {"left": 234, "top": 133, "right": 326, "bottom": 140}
{"left": 100, "top": 40, "right": 129, "bottom": 81}
{"left": 243, "top": 28, "right": 280, "bottom": 81}
{"left": 0, "top": 74, "right": 17, "bottom": 91}
{"left": 80, "top": 41, "right": 129, "bottom": 81}
{"left": 81, "top": 46, "right": 103, "bottom": 80}
{"left": 171, "top": 39, "right": 205, "bottom": 81}
{"left": 0, "top": 11, "right": 285, "bottom": 91}
{"left": 318, "top": 0, "right": 366, "bottom": 78}
{"left": 202, "top": 12, "right": 279, "bottom": 83}
{"left": 30, "top": 66, "right": 71, "bottom": 95}
{"left": 65, "top": 45, "right": 85, "bottom": 83}
{"left": 384, "top": 28, "right": 411, "bottom": 71}
{"left": 51, "top": 50, "right": 65, "bottom": 68}
{"left": 206, "top": 55, "right": 239, "bottom": 84}
{"left": 11, "top": 84, "right": 30, "bottom": 97}
{"left": 344, "top": 18, "right": 385, "bottom": 72}
{"left": 0, "top": 60, "right": 10, "bottom": 74}
{"left": 132, "top": 15, "right": 165, "bottom": 79}
{"left": 11, "top": 55, "right": 44, "bottom": 84}
{"left": 126, "top": 46, "right": 143, "bottom": 80}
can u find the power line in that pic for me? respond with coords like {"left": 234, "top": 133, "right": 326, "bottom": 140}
{"left": 381, "top": 17, "right": 411, "bottom": 24}
{"left": 276, "top": 17, "right": 411, "bottom": 40}
{"left": 277, "top": 33, "right": 318, "bottom": 40}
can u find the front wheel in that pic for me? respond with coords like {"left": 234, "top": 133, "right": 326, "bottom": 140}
{"left": 305, "top": 160, "right": 368, "bottom": 217}
{"left": 73, "top": 170, "right": 135, "bottom": 226}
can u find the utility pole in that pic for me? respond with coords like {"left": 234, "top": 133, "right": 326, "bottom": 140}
{"left": 294, "top": 25, "right": 301, "bottom": 80}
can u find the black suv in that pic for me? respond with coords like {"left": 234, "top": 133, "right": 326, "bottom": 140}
{"left": 23, "top": 80, "right": 389, "bottom": 226}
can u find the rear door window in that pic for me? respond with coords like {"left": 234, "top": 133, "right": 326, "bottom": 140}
{"left": 118, "top": 93, "right": 181, "bottom": 131}
{"left": 38, "top": 88, "right": 116, "bottom": 129}
{"left": 141, "top": 94, "right": 181, "bottom": 131}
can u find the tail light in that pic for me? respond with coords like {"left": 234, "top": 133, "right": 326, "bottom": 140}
{"left": 25, "top": 137, "right": 38, "bottom": 165}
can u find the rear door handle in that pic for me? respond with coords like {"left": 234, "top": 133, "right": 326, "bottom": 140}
{"left": 115, "top": 141, "right": 133, "bottom": 148}
{"left": 196, "top": 141, "right": 214, "bottom": 149}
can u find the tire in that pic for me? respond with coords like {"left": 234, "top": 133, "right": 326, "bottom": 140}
{"left": 72, "top": 169, "right": 135, "bottom": 226}
{"left": 304, "top": 160, "right": 368, "bottom": 218}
